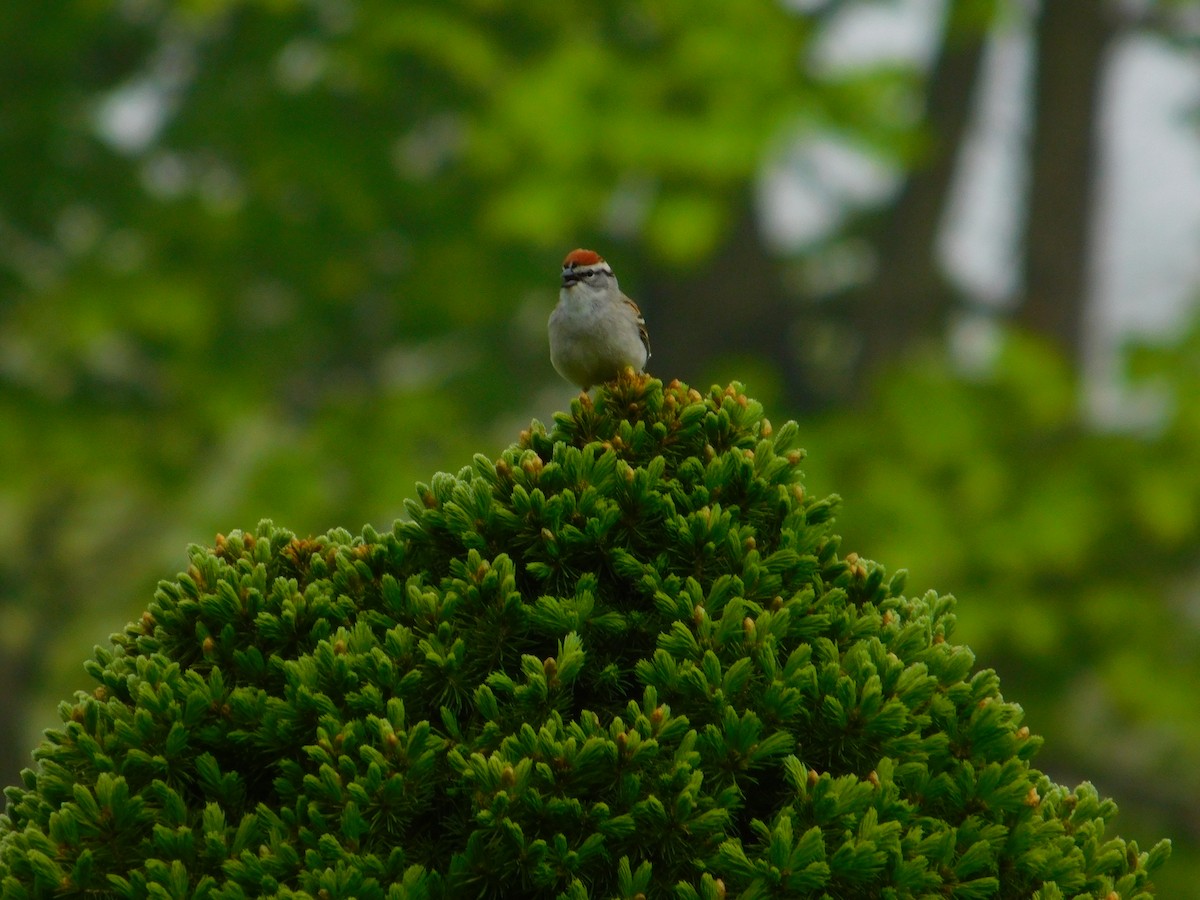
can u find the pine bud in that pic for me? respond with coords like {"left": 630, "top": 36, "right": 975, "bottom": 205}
{"left": 1025, "top": 786, "right": 1041, "bottom": 807}
{"left": 845, "top": 552, "right": 867, "bottom": 580}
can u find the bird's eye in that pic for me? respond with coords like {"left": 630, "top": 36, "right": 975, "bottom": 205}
{"left": 583, "top": 271, "right": 594, "bottom": 278}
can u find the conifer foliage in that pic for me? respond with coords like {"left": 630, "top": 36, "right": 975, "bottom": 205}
{"left": 0, "top": 374, "right": 1170, "bottom": 898}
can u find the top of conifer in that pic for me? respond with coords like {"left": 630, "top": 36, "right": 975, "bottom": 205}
{"left": 0, "top": 372, "right": 1170, "bottom": 899}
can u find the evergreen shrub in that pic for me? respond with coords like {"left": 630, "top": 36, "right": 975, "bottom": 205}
{"left": 0, "top": 374, "right": 1171, "bottom": 898}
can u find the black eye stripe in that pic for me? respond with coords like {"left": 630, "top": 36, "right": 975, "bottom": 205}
{"left": 562, "top": 266, "right": 611, "bottom": 280}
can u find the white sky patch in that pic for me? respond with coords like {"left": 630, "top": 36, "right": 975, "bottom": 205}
{"left": 1093, "top": 32, "right": 1200, "bottom": 341}
{"left": 93, "top": 33, "right": 196, "bottom": 156}
{"left": 760, "top": 134, "right": 899, "bottom": 249}
{"left": 811, "top": 0, "right": 945, "bottom": 71}
{"left": 94, "top": 79, "right": 170, "bottom": 154}
{"left": 762, "top": 0, "right": 942, "bottom": 250}
{"left": 938, "top": 18, "right": 1033, "bottom": 307}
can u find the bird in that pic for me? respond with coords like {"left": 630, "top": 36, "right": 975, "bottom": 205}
{"left": 548, "top": 249, "right": 650, "bottom": 390}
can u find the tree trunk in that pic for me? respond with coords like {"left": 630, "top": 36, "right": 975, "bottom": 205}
{"left": 0, "top": 496, "right": 69, "bottom": 793}
{"left": 1021, "top": 0, "right": 1117, "bottom": 363}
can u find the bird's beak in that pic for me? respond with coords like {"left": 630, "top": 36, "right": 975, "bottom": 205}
{"left": 561, "top": 269, "right": 579, "bottom": 288}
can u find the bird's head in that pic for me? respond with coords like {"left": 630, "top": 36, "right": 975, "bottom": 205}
{"left": 561, "top": 248, "right": 616, "bottom": 294}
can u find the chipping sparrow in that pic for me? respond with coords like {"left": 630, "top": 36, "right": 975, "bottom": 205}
{"left": 548, "top": 249, "right": 650, "bottom": 390}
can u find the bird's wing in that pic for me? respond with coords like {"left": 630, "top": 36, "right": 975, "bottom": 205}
{"left": 623, "top": 294, "right": 650, "bottom": 361}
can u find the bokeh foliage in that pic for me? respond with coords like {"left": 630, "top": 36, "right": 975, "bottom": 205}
{"left": 0, "top": 0, "right": 871, "bottom": 739}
